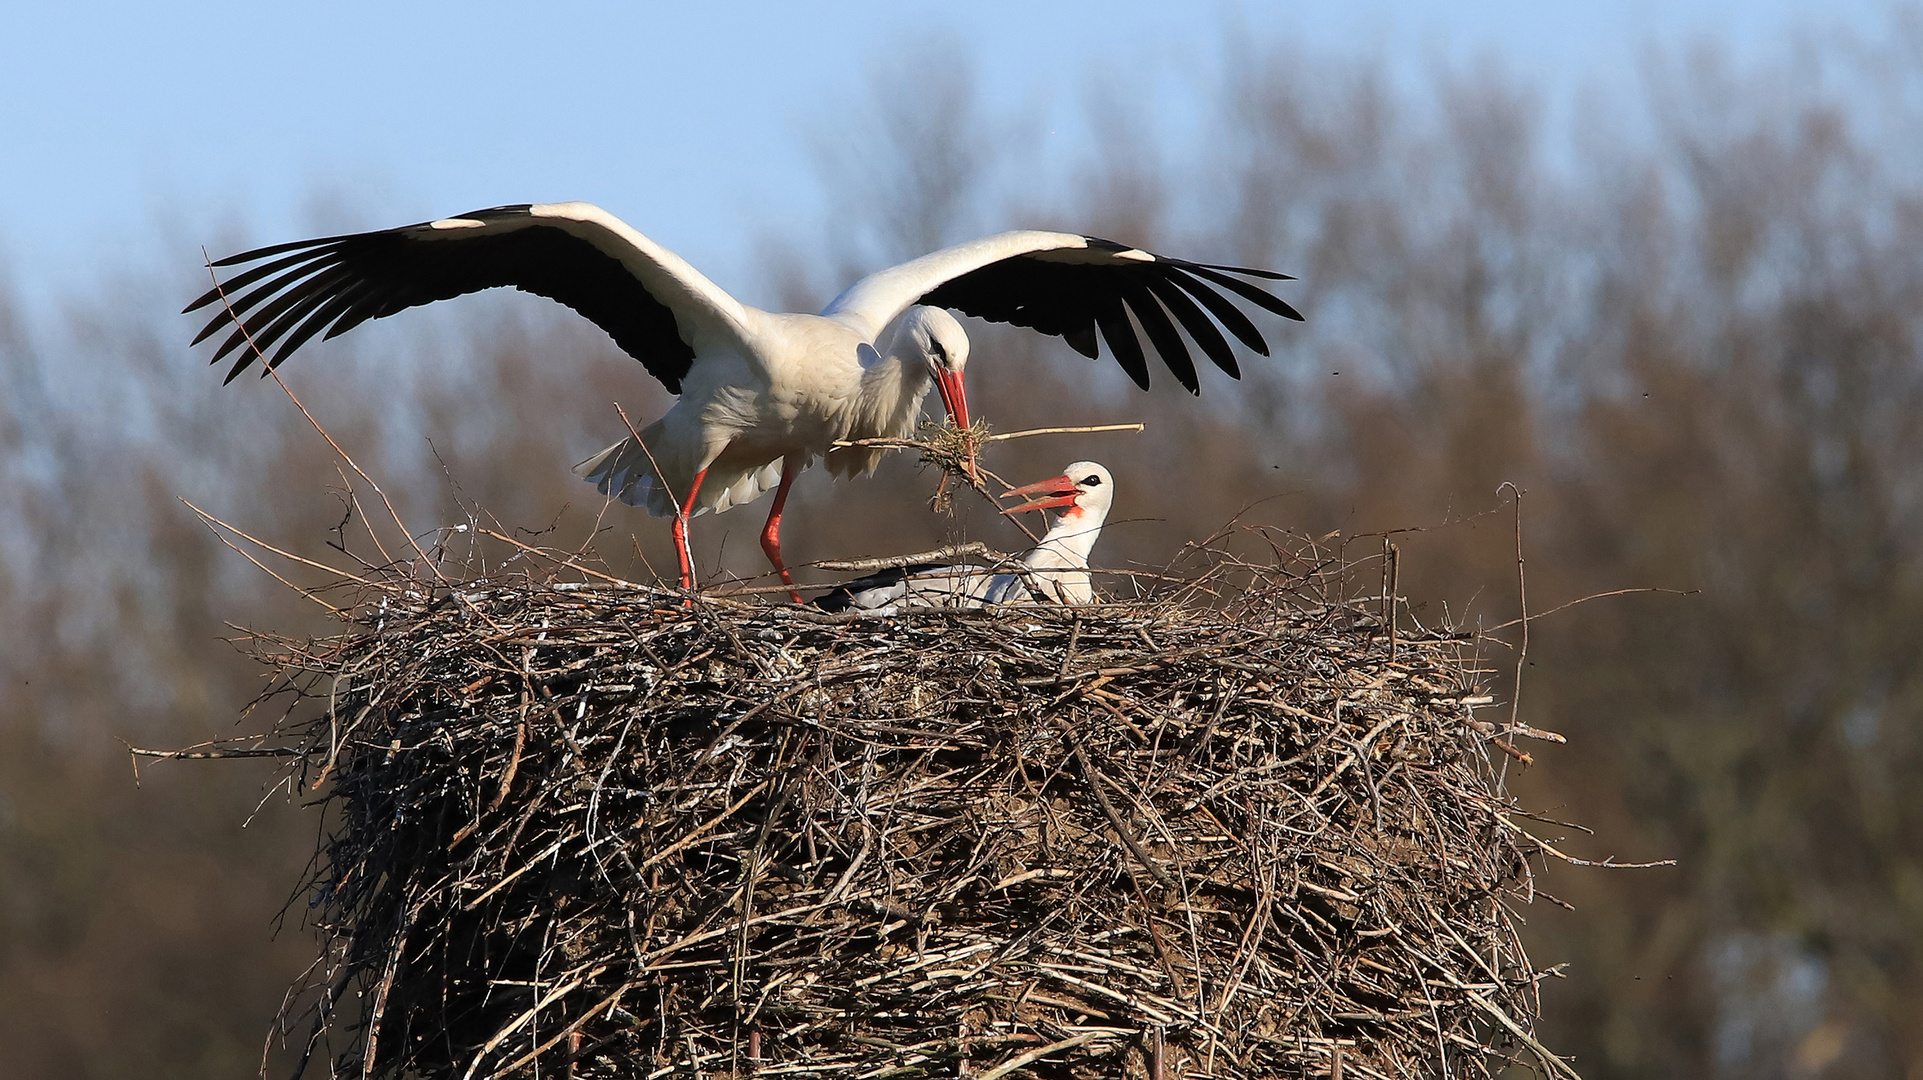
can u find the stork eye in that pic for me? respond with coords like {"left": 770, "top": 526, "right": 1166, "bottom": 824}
{"left": 1082, "top": 474, "right": 1102, "bottom": 485}
{"left": 930, "top": 340, "right": 947, "bottom": 362}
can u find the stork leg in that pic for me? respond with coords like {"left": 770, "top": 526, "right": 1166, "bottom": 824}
{"left": 760, "top": 454, "right": 805, "bottom": 604}
{"left": 673, "top": 465, "right": 711, "bottom": 598}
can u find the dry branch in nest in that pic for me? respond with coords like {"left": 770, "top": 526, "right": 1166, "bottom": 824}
{"left": 215, "top": 533, "right": 1580, "bottom": 1080}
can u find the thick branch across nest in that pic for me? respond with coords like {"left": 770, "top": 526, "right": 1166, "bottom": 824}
{"left": 236, "top": 544, "right": 1574, "bottom": 1080}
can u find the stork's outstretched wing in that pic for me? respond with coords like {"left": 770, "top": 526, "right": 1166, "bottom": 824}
{"left": 184, "top": 202, "right": 751, "bottom": 392}
{"left": 822, "top": 231, "right": 1301, "bottom": 393}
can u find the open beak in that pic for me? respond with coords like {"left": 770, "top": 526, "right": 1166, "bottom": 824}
{"left": 932, "top": 368, "right": 978, "bottom": 478}
{"left": 1000, "top": 473, "right": 1079, "bottom": 515}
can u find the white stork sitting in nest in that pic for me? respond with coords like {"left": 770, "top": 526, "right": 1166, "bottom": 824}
{"left": 185, "top": 203, "right": 1297, "bottom": 600}
{"left": 814, "top": 461, "right": 1114, "bottom": 613}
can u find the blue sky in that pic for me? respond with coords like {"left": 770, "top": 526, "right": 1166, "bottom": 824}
{"left": 0, "top": 1, "right": 1882, "bottom": 314}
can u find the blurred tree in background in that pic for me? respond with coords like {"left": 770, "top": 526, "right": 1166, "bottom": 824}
{"left": 3, "top": 17, "right": 1921, "bottom": 1080}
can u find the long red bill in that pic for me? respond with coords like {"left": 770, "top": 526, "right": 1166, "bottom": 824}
{"left": 1000, "top": 473, "right": 1078, "bottom": 515}
{"left": 932, "top": 369, "right": 978, "bottom": 478}
{"left": 934, "top": 369, "right": 971, "bottom": 432}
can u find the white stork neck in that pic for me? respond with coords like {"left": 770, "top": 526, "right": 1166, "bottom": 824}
{"left": 1015, "top": 513, "right": 1099, "bottom": 605}
{"left": 879, "top": 324, "right": 934, "bottom": 394}
{"left": 1023, "top": 505, "right": 1106, "bottom": 572}
{"left": 821, "top": 313, "right": 949, "bottom": 481}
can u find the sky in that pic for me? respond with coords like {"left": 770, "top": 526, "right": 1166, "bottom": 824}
{"left": 0, "top": 0, "right": 1888, "bottom": 316}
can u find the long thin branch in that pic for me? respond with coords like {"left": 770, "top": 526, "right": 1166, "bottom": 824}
{"left": 814, "top": 542, "right": 1008, "bottom": 572}
{"left": 831, "top": 422, "right": 1144, "bottom": 450}
{"left": 196, "top": 523, "right": 345, "bottom": 614}
{"left": 181, "top": 498, "right": 374, "bottom": 587}
{"left": 827, "top": 422, "right": 1142, "bottom": 546}
{"left": 124, "top": 741, "right": 303, "bottom": 761}
{"left": 985, "top": 422, "right": 1145, "bottom": 443}
{"left": 1481, "top": 586, "right": 1700, "bottom": 632}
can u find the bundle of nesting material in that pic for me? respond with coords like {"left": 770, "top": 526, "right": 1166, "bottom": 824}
{"left": 242, "top": 546, "right": 1574, "bottom": 1080}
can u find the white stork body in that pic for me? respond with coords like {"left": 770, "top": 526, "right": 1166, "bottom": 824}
{"left": 574, "top": 306, "right": 963, "bottom": 520}
{"left": 187, "top": 202, "right": 1298, "bottom": 600}
{"left": 817, "top": 462, "right": 1114, "bottom": 613}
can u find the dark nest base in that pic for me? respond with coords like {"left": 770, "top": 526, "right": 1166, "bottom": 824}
{"left": 244, "top": 552, "right": 1575, "bottom": 1080}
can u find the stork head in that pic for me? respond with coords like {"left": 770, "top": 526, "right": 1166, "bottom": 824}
{"left": 901, "top": 305, "right": 971, "bottom": 433}
{"left": 1000, "top": 461, "right": 1114, "bottom": 527}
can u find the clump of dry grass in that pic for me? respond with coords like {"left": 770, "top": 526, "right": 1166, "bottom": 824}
{"left": 209, "top": 531, "right": 1576, "bottom": 1080}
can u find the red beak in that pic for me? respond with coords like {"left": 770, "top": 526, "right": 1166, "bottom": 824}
{"left": 934, "top": 368, "right": 971, "bottom": 433}
{"left": 1000, "top": 473, "right": 1079, "bottom": 515}
{"left": 932, "top": 368, "right": 978, "bottom": 479}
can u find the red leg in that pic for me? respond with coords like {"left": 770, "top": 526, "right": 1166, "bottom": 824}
{"left": 760, "top": 455, "right": 804, "bottom": 604}
{"left": 673, "top": 465, "right": 710, "bottom": 598}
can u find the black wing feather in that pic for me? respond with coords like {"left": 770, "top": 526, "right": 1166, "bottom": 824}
{"left": 1165, "top": 269, "right": 1269, "bottom": 355}
{"left": 237, "top": 275, "right": 355, "bottom": 364}
{"left": 917, "top": 236, "right": 1298, "bottom": 391}
{"left": 185, "top": 248, "right": 333, "bottom": 323}
{"left": 1144, "top": 275, "right": 1240, "bottom": 380}
{"left": 1182, "top": 264, "right": 1305, "bottom": 323}
{"left": 186, "top": 208, "right": 698, "bottom": 392}
{"left": 1117, "top": 279, "right": 1198, "bottom": 393}
{"left": 1063, "top": 321, "right": 1100, "bottom": 359}
{"left": 209, "top": 265, "right": 358, "bottom": 365}
{"left": 271, "top": 283, "right": 385, "bottom": 369}
{"left": 194, "top": 255, "right": 340, "bottom": 346}
{"left": 1092, "top": 293, "right": 1152, "bottom": 391}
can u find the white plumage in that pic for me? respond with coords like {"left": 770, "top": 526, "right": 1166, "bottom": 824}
{"left": 572, "top": 306, "right": 970, "bottom": 519}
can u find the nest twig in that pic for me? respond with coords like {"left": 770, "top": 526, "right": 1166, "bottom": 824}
{"left": 211, "top": 531, "right": 1582, "bottom": 1080}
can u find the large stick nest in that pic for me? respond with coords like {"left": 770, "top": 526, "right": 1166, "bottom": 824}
{"left": 242, "top": 539, "right": 1574, "bottom": 1080}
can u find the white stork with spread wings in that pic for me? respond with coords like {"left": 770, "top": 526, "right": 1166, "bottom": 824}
{"left": 185, "top": 202, "right": 1299, "bottom": 599}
